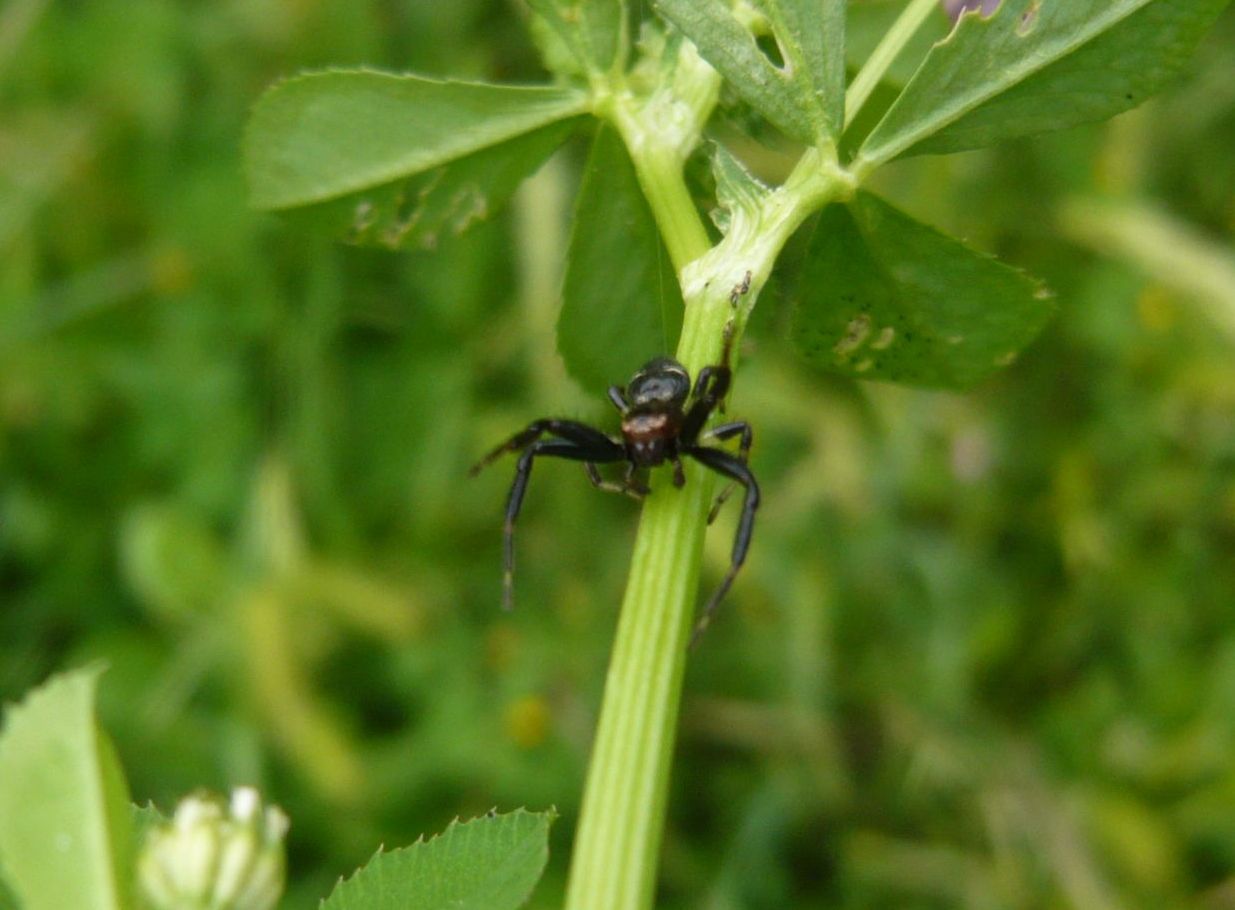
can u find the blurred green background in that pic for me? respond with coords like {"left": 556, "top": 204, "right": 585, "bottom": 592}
{"left": 3, "top": 1, "right": 1235, "bottom": 907}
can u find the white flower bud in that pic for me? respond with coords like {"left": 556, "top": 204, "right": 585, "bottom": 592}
{"left": 138, "top": 787, "right": 288, "bottom": 910}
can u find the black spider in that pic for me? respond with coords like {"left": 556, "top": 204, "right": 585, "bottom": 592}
{"left": 470, "top": 346, "right": 759, "bottom": 643}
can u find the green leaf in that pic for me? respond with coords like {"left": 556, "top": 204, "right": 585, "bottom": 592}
{"left": 0, "top": 668, "right": 133, "bottom": 910}
{"left": 790, "top": 191, "right": 1053, "bottom": 388}
{"left": 858, "top": 0, "right": 1231, "bottom": 166}
{"left": 528, "top": 0, "right": 627, "bottom": 76}
{"left": 707, "top": 141, "right": 770, "bottom": 236}
{"left": 653, "top": 0, "right": 845, "bottom": 144}
{"left": 319, "top": 809, "right": 555, "bottom": 910}
{"left": 129, "top": 802, "right": 167, "bottom": 850}
{"left": 0, "top": 872, "right": 19, "bottom": 910}
{"left": 245, "top": 70, "right": 588, "bottom": 210}
{"left": 758, "top": 0, "right": 846, "bottom": 139}
{"left": 301, "top": 118, "right": 580, "bottom": 249}
{"left": 558, "top": 124, "right": 683, "bottom": 392}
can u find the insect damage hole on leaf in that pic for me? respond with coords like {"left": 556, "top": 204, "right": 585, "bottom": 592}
{"left": 1018, "top": 1, "right": 1041, "bottom": 35}
{"left": 833, "top": 313, "right": 873, "bottom": 358}
{"left": 872, "top": 326, "right": 895, "bottom": 350}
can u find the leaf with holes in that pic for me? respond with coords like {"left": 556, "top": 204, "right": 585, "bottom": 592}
{"left": 756, "top": 0, "right": 847, "bottom": 140}
{"left": 320, "top": 809, "right": 555, "bottom": 910}
{"left": 558, "top": 124, "right": 683, "bottom": 392}
{"left": 654, "top": 0, "right": 845, "bottom": 144}
{"left": 528, "top": 0, "right": 627, "bottom": 76}
{"left": 791, "top": 191, "right": 1053, "bottom": 388}
{"left": 245, "top": 70, "right": 587, "bottom": 211}
{"left": 857, "top": 0, "right": 1231, "bottom": 167}
{"left": 0, "top": 667, "right": 134, "bottom": 910}
{"left": 296, "top": 118, "right": 580, "bottom": 249}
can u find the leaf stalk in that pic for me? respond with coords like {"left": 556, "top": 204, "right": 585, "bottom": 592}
{"left": 844, "top": 0, "right": 940, "bottom": 130}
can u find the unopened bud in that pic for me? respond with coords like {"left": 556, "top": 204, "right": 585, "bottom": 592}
{"left": 138, "top": 787, "right": 288, "bottom": 910}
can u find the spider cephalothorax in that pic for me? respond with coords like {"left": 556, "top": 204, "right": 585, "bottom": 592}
{"left": 470, "top": 346, "right": 759, "bottom": 642}
{"left": 619, "top": 357, "right": 690, "bottom": 467}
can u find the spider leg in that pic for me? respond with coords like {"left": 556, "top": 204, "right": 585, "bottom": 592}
{"left": 716, "top": 312, "right": 741, "bottom": 414}
{"left": 680, "top": 366, "right": 730, "bottom": 443}
{"left": 703, "top": 420, "right": 753, "bottom": 459}
{"left": 684, "top": 444, "right": 760, "bottom": 646}
{"left": 671, "top": 455, "right": 686, "bottom": 488}
{"left": 607, "top": 385, "right": 629, "bottom": 413}
{"left": 499, "top": 437, "right": 626, "bottom": 610}
{"left": 691, "top": 364, "right": 731, "bottom": 402}
{"left": 622, "top": 461, "right": 652, "bottom": 496}
{"left": 584, "top": 461, "right": 647, "bottom": 501}
{"left": 700, "top": 421, "right": 753, "bottom": 523}
{"left": 469, "top": 418, "right": 622, "bottom": 476}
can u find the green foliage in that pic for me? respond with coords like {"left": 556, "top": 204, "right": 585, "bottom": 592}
{"left": 0, "top": 668, "right": 133, "bottom": 910}
{"left": 318, "top": 119, "right": 582, "bottom": 251}
{"left": 844, "top": 0, "right": 948, "bottom": 88}
{"left": 120, "top": 504, "right": 230, "bottom": 623}
{"left": 754, "top": 0, "right": 847, "bottom": 141}
{"left": 129, "top": 803, "right": 168, "bottom": 849}
{"left": 707, "top": 141, "right": 770, "bottom": 236}
{"left": 5, "top": 1, "right": 1235, "bottom": 909}
{"left": 320, "top": 810, "right": 554, "bottom": 910}
{"left": 791, "top": 191, "right": 1053, "bottom": 388}
{"left": 558, "top": 125, "right": 683, "bottom": 390}
{"left": 0, "top": 112, "right": 93, "bottom": 252}
{"left": 0, "top": 875, "right": 17, "bottom": 910}
{"left": 858, "top": 0, "right": 1232, "bottom": 166}
{"left": 0, "top": 673, "right": 554, "bottom": 910}
{"left": 527, "top": 0, "right": 628, "bottom": 76}
{"left": 652, "top": 0, "right": 846, "bottom": 144}
{"left": 245, "top": 71, "right": 587, "bottom": 210}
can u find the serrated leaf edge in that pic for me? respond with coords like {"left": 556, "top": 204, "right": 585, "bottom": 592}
{"left": 317, "top": 807, "right": 556, "bottom": 909}
{"left": 244, "top": 68, "right": 588, "bottom": 210}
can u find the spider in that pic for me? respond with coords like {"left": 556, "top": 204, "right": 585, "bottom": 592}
{"left": 470, "top": 339, "right": 759, "bottom": 643}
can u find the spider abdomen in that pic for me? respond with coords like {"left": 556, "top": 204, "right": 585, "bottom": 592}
{"left": 622, "top": 410, "right": 680, "bottom": 466}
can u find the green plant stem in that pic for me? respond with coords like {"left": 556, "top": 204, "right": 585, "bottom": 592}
{"left": 565, "top": 122, "right": 853, "bottom": 908}
{"left": 564, "top": 100, "right": 716, "bottom": 910}
{"left": 628, "top": 144, "right": 711, "bottom": 274}
{"left": 844, "top": 0, "right": 939, "bottom": 130}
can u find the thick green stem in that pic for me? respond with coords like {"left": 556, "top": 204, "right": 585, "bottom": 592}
{"left": 628, "top": 144, "right": 712, "bottom": 274}
{"left": 563, "top": 236, "right": 730, "bottom": 910}
{"left": 565, "top": 107, "right": 853, "bottom": 906}
{"left": 565, "top": 88, "right": 719, "bottom": 910}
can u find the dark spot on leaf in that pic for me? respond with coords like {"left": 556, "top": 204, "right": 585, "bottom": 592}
{"left": 1017, "top": 1, "right": 1040, "bottom": 35}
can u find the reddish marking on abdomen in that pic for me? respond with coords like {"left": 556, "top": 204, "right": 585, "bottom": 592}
{"left": 622, "top": 412, "right": 676, "bottom": 442}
